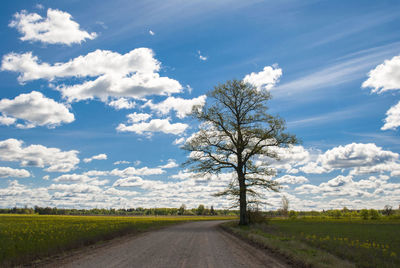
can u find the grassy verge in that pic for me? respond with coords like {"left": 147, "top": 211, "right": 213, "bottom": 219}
{"left": 0, "top": 214, "right": 235, "bottom": 266}
{"left": 221, "top": 221, "right": 354, "bottom": 268}
{"left": 222, "top": 217, "right": 400, "bottom": 268}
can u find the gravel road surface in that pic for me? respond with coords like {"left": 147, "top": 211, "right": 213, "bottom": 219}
{"left": 44, "top": 220, "right": 289, "bottom": 268}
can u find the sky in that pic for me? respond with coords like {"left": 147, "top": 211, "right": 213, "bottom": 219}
{"left": 0, "top": 0, "right": 399, "bottom": 211}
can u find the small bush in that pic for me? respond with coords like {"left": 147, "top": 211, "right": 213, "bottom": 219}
{"left": 369, "top": 209, "right": 380, "bottom": 220}
{"left": 288, "top": 210, "right": 297, "bottom": 219}
{"left": 332, "top": 210, "right": 342, "bottom": 219}
{"left": 360, "top": 209, "right": 369, "bottom": 220}
{"left": 247, "top": 210, "right": 268, "bottom": 224}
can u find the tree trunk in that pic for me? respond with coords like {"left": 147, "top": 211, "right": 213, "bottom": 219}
{"left": 238, "top": 172, "right": 248, "bottom": 225}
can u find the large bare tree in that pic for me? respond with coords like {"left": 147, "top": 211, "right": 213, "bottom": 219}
{"left": 183, "top": 80, "right": 297, "bottom": 225}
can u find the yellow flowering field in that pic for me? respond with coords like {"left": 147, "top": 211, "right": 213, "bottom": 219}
{"left": 0, "top": 214, "right": 234, "bottom": 266}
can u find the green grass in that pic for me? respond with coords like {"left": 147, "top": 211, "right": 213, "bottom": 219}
{"left": 0, "top": 214, "right": 235, "bottom": 266}
{"left": 224, "top": 217, "right": 400, "bottom": 268}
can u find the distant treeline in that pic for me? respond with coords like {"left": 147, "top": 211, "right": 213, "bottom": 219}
{"left": 2, "top": 205, "right": 399, "bottom": 218}
{"left": 264, "top": 205, "right": 400, "bottom": 219}
{"left": 0, "top": 205, "right": 239, "bottom": 216}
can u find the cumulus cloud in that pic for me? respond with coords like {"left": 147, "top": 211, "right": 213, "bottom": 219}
{"left": 53, "top": 173, "right": 108, "bottom": 186}
{"left": 107, "top": 98, "right": 136, "bottom": 110}
{"left": 381, "top": 101, "right": 400, "bottom": 130}
{"left": 117, "top": 118, "right": 188, "bottom": 135}
{"left": 113, "top": 176, "right": 167, "bottom": 190}
{"left": 110, "top": 166, "right": 165, "bottom": 177}
{"left": 0, "top": 180, "right": 51, "bottom": 208}
{"left": 243, "top": 65, "right": 282, "bottom": 91}
{"left": 0, "top": 91, "right": 74, "bottom": 128}
{"left": 0, "top": 166, "right": 31, "bottom": 178}
{"left": 0, "top": 138, "right": 79, "bottom": 172}
{"left": 104, "top": 187, "right": 138, "bottom": 197}
{"left": 81, "top": 164, "right": 167, "bottom": 178}
{"left": 143, "top": 95, "right": 206, "bottom": 118}
{"left": 300, "top": 143, "right": 399, "bottom": 175}
{"left": 9, "top": 8, "right": 97, "bottom": 45}
{"left": 149, "top": 30, "right": 155, "bottom": 36}
{"left": 159, "top": 159, "right": 178, "bottom": 169}
{"left": 83, "top": 170, "right": 109, "bottom": 177}
{"left": 1, "top": 48, "right": 182, "bottom": 102}
{"left": 83, "top": 153, "right": 107, "bottom": 163}
{"left": 126, "top": 112, "right": 151, "bottom": 123}
{"left": 0, "top": 115, "right": 16, "bottom": 126}
{"left": 49, "top": 183, "right": 102, "bottom": 193}
{"left": 293, "top": 174, "right": 396, "bottom": 200}
{"left": 275, "top": 175, "right": 309, "bottom": 185}
{"left": 362, "top": 55, "right": 400, "bottom": 94}
{"left": 113, "top": 176, "right": 145, "bottom": 187}
{"left": 257, "top": 145, "right": 312, "bottom": 174}
{"left": 361, "top": 55, "right": 400, "bottom": 131}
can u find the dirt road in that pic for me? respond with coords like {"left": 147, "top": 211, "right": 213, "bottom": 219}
{"left": 45, "top": 220, "right": 289, "bottom": 268}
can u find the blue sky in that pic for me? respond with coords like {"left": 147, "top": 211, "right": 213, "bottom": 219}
{"left": 0, "top": 0, "right": 400, "bottom": 210}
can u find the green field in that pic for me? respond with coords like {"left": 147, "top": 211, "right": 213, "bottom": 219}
{"left": 0, "top": 214, "right": 235, "bottom": 266}
{"left": 225, "top": 217, "right": 400, "bottom": 268}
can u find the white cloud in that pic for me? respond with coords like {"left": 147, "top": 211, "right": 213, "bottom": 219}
{"left": 300, "top": 143, "right": 399, "bottom": 175}
{"left": 173, "top": 137, "right": 186, "bottom": 145}
{"left": 126, "top": 112, "right": 151, "bottom": 123}
{"left": 159, "top": 159, "right": 178, "bottom": 169}
{"left": 0, "top": 115, "right": 16, "bottom": 126}
{"left": 257, "top": 145, "right": 312, "bottom": 174}
{"left": 0, "top": 166, "right": 31, "bottom": 178}
{"left": 9, "top": 8, "right": 97, "bottom": 45}
{"left": 83, "top": 170, "right": 109, "bottom": 176}
{"left": 104, "top": 187, "right": 138, "bottom": 197}
{"left": 274, "top": 43, "right": 400, "bottom": 99}
{"left": 1, "top": 48, "right": 182, "bottom": 102}
{"left": 275, "top": 175, "right": 309, "bottom": 185}
{"left": 113, "top": 160, "right": 130, "bottom": 165}
{"left": 43, "top": 175, "right": 50, "bottom": 180}
{"left": 243, "top": 65, "right": 282, "bottom": 90}
{"left": 113, "top": 176, "right": 144, "bottom": 187}
{"left": 149, "top": 30, "right": 155, "bottom": 36}
{"left": 107, "top": 98, "right": 136, "bottom": 110}
{"left": 186, "top": 85, "right": 193, "bottom": 94}
{"left": 197, "top": 51, "right": 207, "bottom": 61}
{"left": 0, "top": 91, "right": 74, "bottom": 128}
{"left": 83, "top": 153, "right": 107, "bottom": 163}
{"left": 117, "top": 118, "right": 188, "bottom": 135}
{"left": 53, "top": 173, "right": 108, "bottom": 186}
{"left": 143, "top": 95, "right": 206, "bottom": 118}
{"left": 361, "top": 54, "right": 400, "bottom": 131}
{"left": 35, "top": 4, "right": 44, "bottom": 10}
{"left": 110, "top": 166, "right": 165, "bottom": 177}
{"left": 0, "top": 138, "right": 79, "bottom": 172}
{"left": 362, "top": 55, "right": 400, "bottom": 94}
{"left": 382, "top": 101, "right": 400, "bottom": 130}
{"left": 113, "top": 176, "right": 165, "bottom": 190}
{"left": 0, "top": 180, "right": 51, "bottom": 208}
{"left": 49, "top": 183, "right": 102, "bottom": 193}
{"left": 292, "top": 174, "right": 399, "bottom": 202}
{"left": 54, "top": 174, "right": 92, "bottom": 183}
